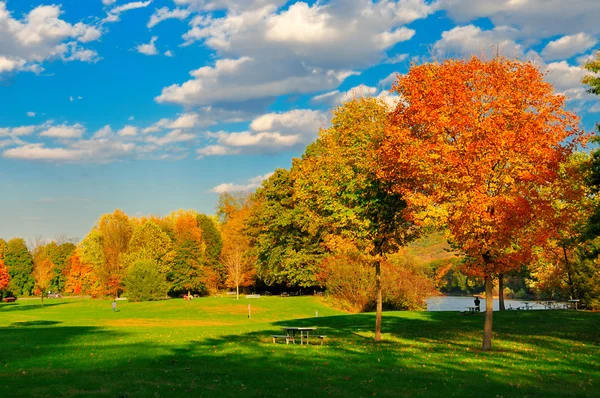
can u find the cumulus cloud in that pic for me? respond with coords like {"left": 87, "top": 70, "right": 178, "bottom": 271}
{"left": 117, "top": 125, "right": 138, "bottom": 137}
{"left": 27, "top": 112, "right": 36, "bottom": 117}
{"left": 0, "top": 2, "right": 102, "bottom": 74}
{"left": 136, "top": 36, "right": 159, "bottom": 55}
{"left": 148, "top": 7, "right": 190, "bottom": 28}
{"left": 433, "top": 25, "right": 523, "bottom": 59}
{"left": 438, "top": 0, "right": 600, "bottom": 39}
{"left": 210, "top": 172, "right": 274, "bottom": 193}
{"left": 39, "top": 123, "right": 85, "bottom": 139}
{"left": 379, "top": 72, "right": 400, "bottom": 88}
{"left": 541, "top": 33, "right": 598, "bottom": 61}
{"left": 158, "top": 0, "right": 432, "bottom": 110}
{"left": 545, "top": 61, "right": 593, "bottom": 102}
{"left": 197, "top": 109, "right": 329, "bottom": 156}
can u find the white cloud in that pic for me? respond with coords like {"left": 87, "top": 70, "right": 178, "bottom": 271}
{"left": 102, "top": 0, "right": 117, "bottom": 5}
{"left": 438, "top": 0, "right": 600, "bottom": 39}
{"left": 433, "top": 25, "right": 523, "bottom": 58}
{"left": 165, "top": 50, "right": 174, "bottom": 57}
{"left": 0, "top": 139, "right": 11, "bottom": 149}
{"left": 541, "top": 33, "right": 598, "bottom": 61}
{"left": 146, "top": 129, "right": 196, "bottom": 146}
{"left": 0, "top": 3, "right": 102, "bottom": 74}
{"left": 160, "top": 0, "right": 432, "bottom": 109}
{"left": 197, "top": 109, "right": 329, "bottom": 156}
{"left": 379, "top": 72, "right": 400, "bottom": 88}
{"left": 3, "top": 140, "right": 136, "bottom": 163}
{"left": 175, "top": 0, "right": 286, "bottom": 12}
{"left": 156, "top": 56, "right": 357, "bottom": 106}
{"left": 136, "top": 36, "right": 159, "bottom": 55}
{"left": 168, "top": 113, "right": 200, "bottom": 129}
{"left": 93, "top": 125, "right": 114, "bottom": 139}
{"left": 118, "top": 125, "right": 138, "bottom": 137}
{"left": 312, "top": 84, "right": 378, "bottom": 106}
{"left": 148, "top": 7, "right": 190, "bottom": 28}
{"left": 27, "top": 112, "right": 36, "bottom": 117}
{"left": 210, "top": 172, "right": 274, "bottom": 193}
{"left": 39, "top": 123, "right": 85, "bottom": 139}
{"left": 104, "top": 1, "right": 152, "bottom": 23}
{"left": 545, "top": 61, "right": 592, "bottom": 102}
{"left": 197, "top": 145, "right": 239, "bottom": 156}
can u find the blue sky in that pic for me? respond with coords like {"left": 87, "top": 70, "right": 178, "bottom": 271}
{"left": 1, "top": 0, "right": 599, "bottom": 243}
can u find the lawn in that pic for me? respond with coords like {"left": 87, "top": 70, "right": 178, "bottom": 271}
{"left": 0, "top": 296, "right": 598, "bottom": 397}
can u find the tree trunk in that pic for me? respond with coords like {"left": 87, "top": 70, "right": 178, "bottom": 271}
{"left": 41, "top": 293, "right": 44, "bottom": 307}
{"left": 498, "top": 273, "right": 505, "bottom": 311}
{"left": 563, "top": 246, "right": 577, "bottom": 299}
{"left": 482, "top": 275, "right": 493, "bottom": 350}
{"left": 375, "top": 258, "right": 382, "bottom": 342}
{"left": 236, "top": 283, "right": 239, "bottom": 300}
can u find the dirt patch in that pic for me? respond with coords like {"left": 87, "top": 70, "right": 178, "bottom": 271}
{"left": 104, "top": 319, "right": 233, "bottom": 327}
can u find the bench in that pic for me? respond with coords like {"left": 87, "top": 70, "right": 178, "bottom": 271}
{"left": 272, "top": 335, "right": 294, "bottom": 344}
{"left": 316, "top": 335, "right": 327, "bottom": 345}
{"left": 246, "top": 294, "right": 260, "bottom": 299}
{"left": 3, "top": 297, "right": 16, "bottom": 303}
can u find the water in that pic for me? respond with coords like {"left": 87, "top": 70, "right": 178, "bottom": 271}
{"left": 426, "top": 296, "right": 567, "bottom": 311}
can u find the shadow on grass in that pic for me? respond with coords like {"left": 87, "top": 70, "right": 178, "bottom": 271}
{"left": 0, "top": 302, "right": 71, "bottom": 312}
{"left": 10, "top": 320, "right": 63, "bottom": 327}
{"left": 0, "top": 311, "right": 598, "bottom": 397}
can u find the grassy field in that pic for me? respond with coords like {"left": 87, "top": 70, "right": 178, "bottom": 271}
{"left": 1, "top": 297, "right": 599, "bottom": 397}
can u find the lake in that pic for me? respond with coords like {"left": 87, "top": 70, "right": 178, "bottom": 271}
{"left": 426, "top": 296, "right": 567, "bottom": 311}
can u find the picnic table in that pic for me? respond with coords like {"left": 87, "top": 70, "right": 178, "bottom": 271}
{"left": 467, "top": 307, "right": 478, "bottom": 314}
{"left": 542, "top": 300, "right": 556, "bottom": 309}
{"left": 280, "top": 327, "right": 317, "bottom": 345}
{"left": 569, "top": 299, "right": 581, "bottom": 310}
{"left": 523, "top": 302, "right": 532, "bottom": 310}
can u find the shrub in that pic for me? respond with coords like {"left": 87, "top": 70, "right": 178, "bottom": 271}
{"left": 124, "top": 260, "right": 169, "bottom": 302}
{"left": 317, "top": 251, "right": 436, "bottom": 313}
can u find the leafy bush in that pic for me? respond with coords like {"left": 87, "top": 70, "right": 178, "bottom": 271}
{"left": 317, "top": 251, "right": 436, "bottom": 313}
{"left": 124, "top": 260, "right": 169, "bottom": 302}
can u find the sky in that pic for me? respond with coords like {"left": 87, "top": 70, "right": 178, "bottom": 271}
{"left": 1, "top": 0, "right": 600, "bottom": 243}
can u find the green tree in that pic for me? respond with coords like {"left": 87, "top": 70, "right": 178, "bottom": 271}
{"left": 197, "top": 214, "right": 223, "bottom": 271}
{"left": 4, "top": 238, "right": 35, "bottom": 296}
{"left": 295, "top": 98, "right": 418, "bottom": 341}
{"left": 124, "top": 259, "right": 169, "bottom": 302}
{"left": 123, "top": 220, "right": 174, "bottom": 275}
{"left": 248, "top": 168, "right": 326, "bottom": 288}
{"left": 169, "top": 212, "right": 206, "bottom": 296}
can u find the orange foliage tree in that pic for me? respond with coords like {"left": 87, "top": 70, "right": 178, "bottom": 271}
{"left": 63, "top": 252, "right": 96, "bottom": 296}
{"left": 379, "top": 56, "right": 587, "bottom": 350}
{"left": 219, "top": 194, "right": 255, "bottom": 300}
{"left": 0, "top": 259, "right": 9, "bottom": 292}
{"left": 33, "top": 258, "right": 55, "bottom": 306}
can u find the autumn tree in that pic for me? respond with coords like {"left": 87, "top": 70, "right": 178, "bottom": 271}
{"left": 247, "top": 168, "right": 326, "bottom": 288}
{"left": 63, "top": 252, "right": 96, "bottom": 296}
{"left": 33, "top": 258, "right": 55, "bottom": 306}
{"left": 295, "top": 97, "right": 417, "bottom": 341}
{"left": 379, "top": 56, "right": 586, "bottom": 350}
{"left": 78, "top": 229, "right": 107, "bottom": 297}
{"left": 0, "top": 259, "right": 9, "bottom": 292}
{"left": 0, "top": 238, "right": 7, "bottom": 260}
{"left": 98, "top": 210, "right": 133, "bottom": 298}
{"left": 4, "top": 238, "right": 35, "bottom": 296}
{"left": 219, "top": 193, "right": 255, "bottom": 299}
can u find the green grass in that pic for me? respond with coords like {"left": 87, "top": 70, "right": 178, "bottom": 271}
{"left": 1, "top": 297, "right": 599, "bottom": 397}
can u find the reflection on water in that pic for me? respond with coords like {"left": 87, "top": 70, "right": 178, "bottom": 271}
{"left": 426, "top": 296, "right": 567, "bottom": 311}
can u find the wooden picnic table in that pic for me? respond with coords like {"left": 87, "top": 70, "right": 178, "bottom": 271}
{"left": 281, "top": 327, "right": 316, "bottom": 345}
